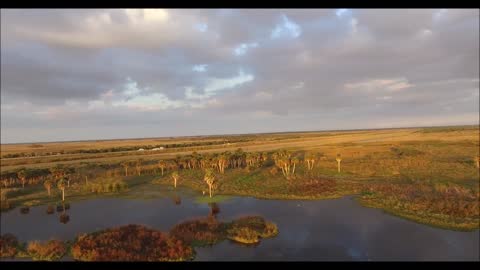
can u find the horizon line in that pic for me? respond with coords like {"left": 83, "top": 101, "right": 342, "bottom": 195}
{"left": 1, "top": 123, "right": 478, "bottom": 145}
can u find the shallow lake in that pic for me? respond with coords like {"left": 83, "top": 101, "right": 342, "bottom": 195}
{"left": 1, "top": 187, "right": 479, "bottom": 261}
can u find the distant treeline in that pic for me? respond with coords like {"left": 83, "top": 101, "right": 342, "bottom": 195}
{"left": 2, "top": 139, "right": 252, "bottom": 159}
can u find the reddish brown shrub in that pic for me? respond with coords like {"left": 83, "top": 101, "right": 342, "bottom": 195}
{"left": 71, "top": 224, "right": 194, "bottom": 261}
{"left": 1, "top": 234, "right": 19, "bottom": 258}
{"left": 289, "top": 178, "right": 337, "bottom": 196}
{"left": 170, "top": 217, "right": 226, "bottom": 246}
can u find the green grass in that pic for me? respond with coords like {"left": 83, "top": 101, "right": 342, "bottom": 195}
{"left": 194, "top": 195, "right": 233, "bottom": 204}
{"left": 358, "top": 197, "right": 479, "bottom": 231}
{"left": 2, "top": 127, "right": 479, "bottom": 230}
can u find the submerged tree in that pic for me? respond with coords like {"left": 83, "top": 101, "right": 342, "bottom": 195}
{"left": 171, "top": 171, "right": 180, "bottom": 188}
{"left": 204, "top": 169, "right": 217, "bottom": 198}
{"left": 336, "top": 154, "right": 342, "bottom": 173}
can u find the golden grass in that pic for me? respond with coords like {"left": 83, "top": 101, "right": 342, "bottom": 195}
{"left": 3, "top": 126, "right": 478, "bottom": 172}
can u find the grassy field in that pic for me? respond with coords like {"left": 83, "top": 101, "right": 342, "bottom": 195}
{"left": 1, "top": 125, "right": 479, "bottom": 231}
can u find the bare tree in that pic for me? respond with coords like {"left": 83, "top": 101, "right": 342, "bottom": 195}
{"left": 336, "top": 154, "right": 342, "bottom": 173}
{"left": 171, "top": 171, "right": 180, "bottom": 188}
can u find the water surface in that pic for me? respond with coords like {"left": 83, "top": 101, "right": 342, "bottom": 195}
{"left": 1, "top": 189, "right": 478, "bottom": 261}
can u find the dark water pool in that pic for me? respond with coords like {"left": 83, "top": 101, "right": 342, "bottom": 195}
{"left": 1, "top": 189, "right": 478, "bottom": 261}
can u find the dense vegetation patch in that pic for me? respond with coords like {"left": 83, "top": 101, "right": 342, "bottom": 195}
{"left": 84, "top": 178, "right": 128, "bottom": 194}
{"left": 71, "top": 224, "right": 194, "bottom": 261}
{"left": 27, "top": 240, "right": 67, "bottom": 261}
{"left": 0, "top": 234, "right": 20, "bottom": 258}
{"left": 360, "top": 182, "right": 480, "bottom": 230}
{"left": 169, "top": 215, "right": 279, "bottom": 246}
{"left": 170, "top": 217, "right": 227, "bottom": 246}
{"left": 226, "top": 216, "right": 279, "bottom": 244}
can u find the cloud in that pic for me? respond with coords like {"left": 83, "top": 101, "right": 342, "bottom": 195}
{"left": 1, "top": 9, "right": 478, "bottom": 143}
{"left": 345, "top": 78, "right": 414, "bottom": 92}
{"left": 271, "top": 14, "right": 302, "bottom": 39}
{"left": 234, "top": 42, "right": 258, "bottom": 56}
{"left": 192, "top": 64, "right": 208, "bottom": 72}
{"left": 204, "top": 70, "right": 254, "bottom": 94}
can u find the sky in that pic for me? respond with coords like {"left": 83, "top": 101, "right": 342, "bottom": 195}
{"left": 1, "top": 9, "right": 479, "bottom": 144}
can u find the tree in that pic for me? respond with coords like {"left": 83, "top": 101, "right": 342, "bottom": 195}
{"left": 120, "top": 161, "right": 130, "bottom": 177}
{"left": 17, "top": 169, "right": 27, "bottom": 189}
{"left": 171, "top": 171, "right": 179, "bottom": 188}
{"left": 292, "top": 157, "right": 299, "bottom": 175}
{"left": 135, "top": 159, "right": 143, "bottom": 176}
{"left": 304, "top": 152, "right": 317, "bottom": 171}
{"left": 49, "top": 165, "right": 65, "bottom": 181}
{"left": 64, "top": 168, "right": 75, "bottom": 187}
{"left": 272, "top": 150, "right": 297, "bottom": 179}
{"left": 217, "top": 154, "right": 228, "bottom": 174}
{"left": 44, "top": 179, "right": 53, "bottom": 196}
{"left": 336, "top": 154, "right": 342, "bottom": 173}
{"left": 158, "top": 161, "right": 167, "bottom": 176}
{"left": 57, "top": 177, "right": 67, "bottom": 202}
{"left": 204, "top": 169, "right": 216, "bottom": 198}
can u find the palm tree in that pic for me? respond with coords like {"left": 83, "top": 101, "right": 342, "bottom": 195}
{"left": 158, "top": 161, "right": 167, "bottom": 176}
{"left": 292, "top": 157, "right": 299, "bottom": 175}
{"left": 171, "top": 171, "right": 179, "bottom": 188}
{"left": 135, "top": 159, "right": 143, "bottom": 176}
{"left": 305, "top": 152, "right": 316, "bottom": 171}
{"left": 204, "top": 169, "right": 216, "bottom": 198}
{"left": 57, "top": 177, "right": 67, "bottom": 202}
{"left": 49, "top": 165, "right": 65, "bottom": 180}
{"left": 17, "top": 169, "right": 27, "bottom": 189}
{"left": 336, "top": 154, "right": 342, "bottom": 173}
{"left": 218, "top": 154, "right": 228, "bottom": 174}
{"left": 44, "top": 179, "right": 53, "bottom": 196}
{"left": 120, "top": 161, "right": 130, "bottom": 176}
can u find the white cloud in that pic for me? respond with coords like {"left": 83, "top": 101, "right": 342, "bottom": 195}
{"left": 193, "top": 64, "right": 208, "bottom": 72}
{"left": 122, "top": 77, "right": 143, "bottom": 98}
{"left": 185, "top": 87, "right": 210, "bottom": 100}
{"left": 271, "top": 14, "right": 302, "bottom": 39}
{"left": 125, "top": 9, "right": 169, "bottom": 24}
{"left": 234, "top": 42, "right": 258, "bottom": 56}
{"left": 113, "top": 93, "right": 184, "bottom": 111}
{"left": 292, "top": 82, "right": 305, "bottom": 89}
{"left": 204, "top": 70, "right": 254, "bottom": 94}
{"left": 350, "top": 18, "right": 358, "bottom": 33}
{"left": 345, "top": 78, "right": 414, "bottom": 92}
{"left": 255, "top": 91, "right": 273, "bottom": 100}
{"left": 194, "top": 22, "right": 208, "bottom": 32}
{"left": 336, "top": 9, "right": 349, "bottom": 18}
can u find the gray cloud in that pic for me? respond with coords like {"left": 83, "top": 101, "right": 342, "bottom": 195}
{"left": 1, "top": 9, "right": 478, "bottom": 143}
